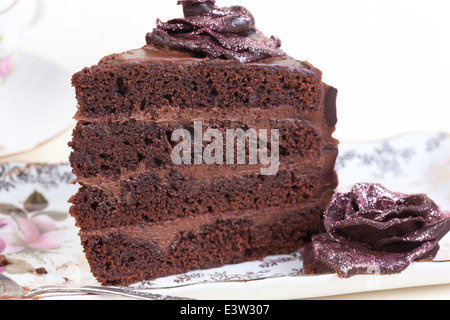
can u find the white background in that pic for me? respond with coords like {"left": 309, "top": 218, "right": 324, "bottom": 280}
{"left": 19, "top": 0, "right": 450, "bottom": 141}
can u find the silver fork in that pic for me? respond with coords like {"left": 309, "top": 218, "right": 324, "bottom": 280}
{"left": 0, "top": 274, "right": 190, "bottom": 300}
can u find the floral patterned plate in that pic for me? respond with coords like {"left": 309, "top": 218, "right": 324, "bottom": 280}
{"left": 0, "top": 132, "right": 449, "bottom": 300}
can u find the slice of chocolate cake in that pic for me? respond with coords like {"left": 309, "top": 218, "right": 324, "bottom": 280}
{"left": 69, "top": 0, "right": 339, "bottom": 286}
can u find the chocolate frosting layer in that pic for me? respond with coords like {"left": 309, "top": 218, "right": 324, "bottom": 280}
{"left": 146, "top": 0, "right": 284, "bottom": 63}
{"left": 302, "top": 183, "right": 450, "bottom": 278}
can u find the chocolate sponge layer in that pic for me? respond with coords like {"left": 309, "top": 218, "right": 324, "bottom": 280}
{"left": 69, "top": 118, "right": 324, "bottom": 179}
{"left": 80, "top": 204, "right": 324, "bottom": 286}
{"left": 69, "top": 165, "right": 338, "bottom": 231}
{"left": 72, "top": 49, "right": 321, "bottom": 119}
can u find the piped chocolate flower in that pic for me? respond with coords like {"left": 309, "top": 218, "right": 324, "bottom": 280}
{"left": 302, "top": 183, "right": 450, "bottom": 278}
{"left": 146, "top": 0, "right": 284, "bottom": 63}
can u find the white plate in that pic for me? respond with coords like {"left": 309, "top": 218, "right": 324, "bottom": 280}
{"left": 0, "top": 53, "right": 76, "bottom": 158}
{"left": 0, "top": 132, "right": 449, "bottom": 300}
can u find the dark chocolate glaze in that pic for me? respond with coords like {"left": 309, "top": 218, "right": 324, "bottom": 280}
{"left": 302, "top": 183, "right": 450, "bottom": 278}
{"left": 324, "top": 86, "right": 338, "bottom": 127}
{"left": 146, "top": 0, "right": 284, "bottom": 63}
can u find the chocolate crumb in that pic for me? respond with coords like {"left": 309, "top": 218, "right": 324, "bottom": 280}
{"left": 0, "top": 255, "right": 10, "bottom": 267}
{"left": 34, "top": 267, "right": 48, "bottom": 275}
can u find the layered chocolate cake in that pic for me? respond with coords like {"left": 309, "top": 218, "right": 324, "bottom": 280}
{"left": 69, "top": 0, "right": 339, "bottom": 286}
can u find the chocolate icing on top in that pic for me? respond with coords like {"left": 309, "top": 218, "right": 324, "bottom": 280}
{"left": 146, "top": 0, "right": 284, "bottom": 63}
{"left": 302, "top": 183, "right": 450, "bottom": 278}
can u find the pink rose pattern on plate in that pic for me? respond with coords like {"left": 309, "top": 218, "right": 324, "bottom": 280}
{"left": 0, "top": 55, "right": 11, "bottom": 79}
{"left": 0, "top": 191, "right": 68, "bottom": 255}
{"left": 0, "top": 36, "right": 12, "bottom": 80}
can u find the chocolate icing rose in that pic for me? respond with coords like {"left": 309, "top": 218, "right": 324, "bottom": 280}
{"left": 302, "top": 183, "right": 450, "bottom": 278}
{"left": 146, "top": 0, "right": 284, "bottom": 63}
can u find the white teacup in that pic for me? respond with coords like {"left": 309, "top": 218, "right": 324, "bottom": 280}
{"left": 0, "top": 0, "right": 49, "bottom": 85}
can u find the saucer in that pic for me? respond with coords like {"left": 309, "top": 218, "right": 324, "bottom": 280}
{"left": 0, "top": 52, "right": 75, "bottom": 158}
